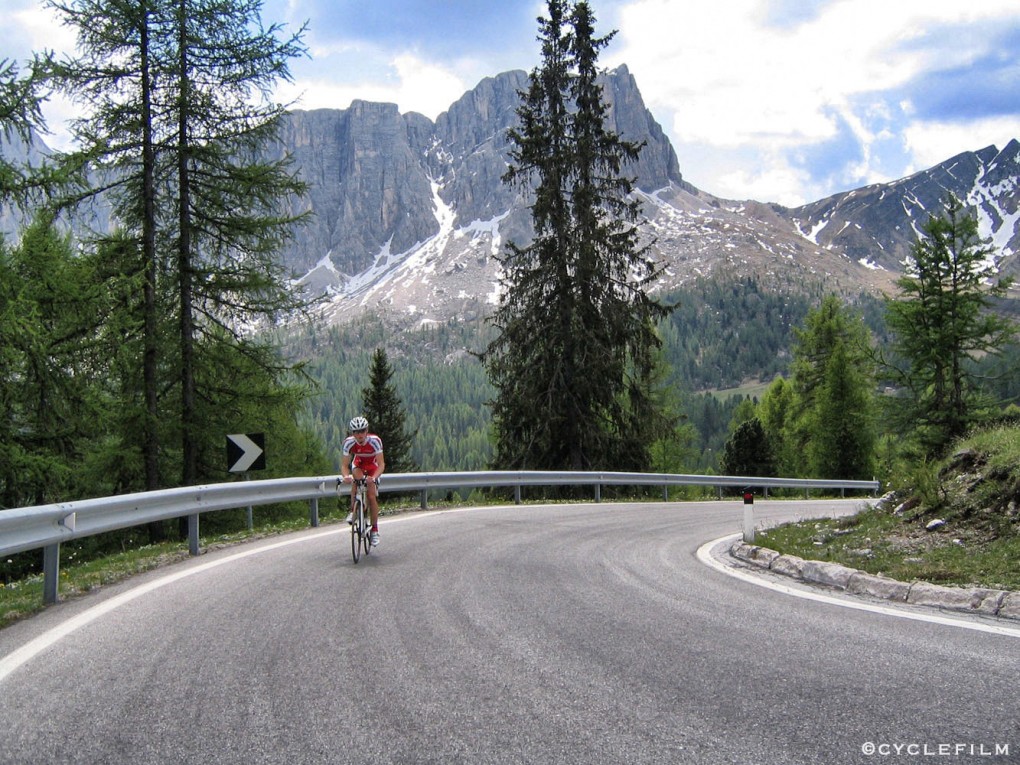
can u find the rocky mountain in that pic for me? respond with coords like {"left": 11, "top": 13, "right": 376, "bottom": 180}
{"left": 786, "top": 141, "right": 1020, "bottom": 276}
{"left": 5, "top": 65, "right": 1017, "bottom": 334}
{"left": 269, "top": 67, "right": 1018, "bottom": 331}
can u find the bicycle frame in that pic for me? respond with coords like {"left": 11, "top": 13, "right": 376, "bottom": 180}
{"left": 350, "top": 476, "right": 371, "bottom": 563}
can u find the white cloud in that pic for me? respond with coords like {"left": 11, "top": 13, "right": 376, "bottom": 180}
{"left": 281, "top": 52, "right": 467, "bottom": 118}
{"left": 390, "top": 54, "right": 469, "bottom": 118}
{"left": 718, "top": 161, "right": 812, "bottom": 207}
{"left": 904, "top": 116, "right": 1020, "bottom": 169}
{"left": 608, "top": 0, "right": 1020, "bottom": 203}
{"left": 10, "top": 3, "right": 77, "bottom": 56}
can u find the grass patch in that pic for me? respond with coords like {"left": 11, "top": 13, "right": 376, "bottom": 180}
{"left": 757, "top": 507, "right": 1020, "bottom": 591}
{"left": 758, "top": 424, "right": 1020, "bottom": 592}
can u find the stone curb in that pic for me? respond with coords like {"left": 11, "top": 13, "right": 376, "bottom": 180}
{"left": 730, "top": 541, "right": 1020, "bottom": 622}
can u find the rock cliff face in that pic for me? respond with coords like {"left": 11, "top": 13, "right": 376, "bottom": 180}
{"left": 273, "top": 66, "right": 690, "bottom": 281}
{"left": 269, "top": 66, "right": 1018, "bottom": 331}
{"left": 5, "top": 64, "right": 1017, "bottom": 333}
{"left": 275, "top": 102, "right": 438, "bottom": 275}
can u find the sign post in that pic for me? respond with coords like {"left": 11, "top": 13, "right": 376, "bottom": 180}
{"left": 227, "top": 433, "right": 266, "bottom": 531}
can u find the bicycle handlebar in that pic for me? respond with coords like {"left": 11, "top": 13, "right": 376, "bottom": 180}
{"left": 337, "top": 475, "right": 380, "bottom": 487}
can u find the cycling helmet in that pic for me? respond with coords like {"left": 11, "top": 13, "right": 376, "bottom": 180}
{"left": 349, "top": 415, "right": 369, "bottom": 432}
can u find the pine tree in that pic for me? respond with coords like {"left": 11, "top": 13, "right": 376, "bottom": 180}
{"left": 757, "top": 376, "right": 797, "bottom": 475}
{"left": 482, "top": 0, "right": 671, "bottom": 473}
{"left": 361, "top": 348, "right": 419, "bottom": 474}
{"left": 883, "top": 195, "right": 1017, "bottom": 456}
{"left": 0, "top": 214, "right": 106, "bottom": 506}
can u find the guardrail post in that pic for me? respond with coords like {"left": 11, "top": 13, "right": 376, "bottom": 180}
{"left": 188, "top": 514, "right": 200, "bottom": 556}
{"left": 742, "top": 489, "right": 755, "bottom": 543}
{"left": 43, "top": 544, "right": 60, "bottom": 604}
{"left": 595, "top": 484, "right": 601, "bottom": 503}
{"left": 514, "top": 485, "right": 521, "bottom": 504}
{"left": 309, "top": 497, "right": 319, "bottom": 527}
{"left": 663, "top": 485, "right": 668, "bottom": 501}
{"left": 420, "top": 490, "right": 428, "bottom": 510}
{"left": 244, "top": 474, "right": 253, "bottom": 530}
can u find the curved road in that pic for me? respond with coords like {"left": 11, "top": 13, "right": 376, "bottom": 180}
{"left": 1, "top": 500, "right": 1017, "bottom": 764}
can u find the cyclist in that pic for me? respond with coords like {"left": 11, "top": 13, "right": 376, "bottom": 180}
{"left": 341, "top": 416, "right": 384, "bottom": 547}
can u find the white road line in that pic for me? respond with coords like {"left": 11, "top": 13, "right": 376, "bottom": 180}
{"left": 697, "top": 534, "right": 1020, "bottom": 640}
{"left": 9, "top": 514, "right": 1016, "bottom": 685}
{"left": 0, "top": 507, "right": 488, "bottom": 684}
{"left": 0, "top": 531, "right": 339, "bottom": 683}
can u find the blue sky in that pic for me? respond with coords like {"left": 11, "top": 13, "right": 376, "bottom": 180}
{"left": 5, "top": 0, "right": 1020, "bottom": 206}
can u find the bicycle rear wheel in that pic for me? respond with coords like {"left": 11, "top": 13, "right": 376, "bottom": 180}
{"left": 351, "top": 498, "right": 363, "bottom": 563}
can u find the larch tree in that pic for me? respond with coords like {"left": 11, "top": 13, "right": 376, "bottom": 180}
{"left": 49, "top": 0, "right": 312, "bottom": 496}
{"left": 787, "top": 295, "right": 875, "bottom": 477}
{"left": 809, "top": 339, "right": 876, "bottom": 480}
{"left": 883, "top": 194, "right": 1016, "bottom": 456}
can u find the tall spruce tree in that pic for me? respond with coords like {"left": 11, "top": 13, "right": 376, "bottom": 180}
{"left": 809, "top": 340, "right": 875, "bottom": 479}
{"left": 482, "top": 0, "right": 671, "bottom": 472}
{"left": 883, "top": 195, "right": 1016, "bottom": 456}
{"left": 360, "top": 349, "right": 419, "bottom": 474}
{"left": 721, "top": 417, "right": 775, "bottom": 478}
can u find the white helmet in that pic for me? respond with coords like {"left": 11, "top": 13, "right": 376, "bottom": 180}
{"left": 349, "top": 416, "right": 369, "bottom": 431}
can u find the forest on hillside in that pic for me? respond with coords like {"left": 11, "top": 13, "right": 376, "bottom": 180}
{"left": 292, "top": 272, "right": 1020, "bottom": 476}
{"left": 292, "top": 276, "right": 902, "bottom": 474}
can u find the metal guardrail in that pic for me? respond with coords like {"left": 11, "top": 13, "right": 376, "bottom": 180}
{"left": 0, "top": 470, "right": 880, "bottom": 604}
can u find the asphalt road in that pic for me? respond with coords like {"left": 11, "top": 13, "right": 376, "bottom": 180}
{"left": 1, "top": 500, "right": 1018, "bottom": 764}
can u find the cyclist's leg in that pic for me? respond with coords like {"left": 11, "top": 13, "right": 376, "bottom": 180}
{"left": 367, "top": 472, "right": 380, "bottom": 529}
{"left": 351, "top": 466, "right": 364, "bottom": 510}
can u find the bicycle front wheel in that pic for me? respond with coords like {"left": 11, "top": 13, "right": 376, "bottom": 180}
{"left": 362, "top": 509, "right": 371, "bottom": 557}
{"left": 351, "top": 498, "right": 363, "bottom": 563}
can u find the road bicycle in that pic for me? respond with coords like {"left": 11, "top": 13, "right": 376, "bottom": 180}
{"left": 342, "top": 475, "right": 373, "bottom": 563}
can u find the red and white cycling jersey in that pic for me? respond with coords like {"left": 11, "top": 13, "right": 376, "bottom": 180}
{"left": 342, "top": 433, "right": 383, "bottom": 474}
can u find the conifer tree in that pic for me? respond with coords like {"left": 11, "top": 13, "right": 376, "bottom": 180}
{"left": 721, "top": 417, "right": 775, "bottom": 478}
{"left": 809, "top": 340, "right": 875, "bottom": 479}
{"left": 0, "top": 215, "right": 106, "bottom": 506}
{"left": 0, "top": 56, "right": 72, "bottom": 207}
{"left": 48, "top": 0, "right": 312, "bottom": 499}
{"left": 757, "top": 376, "right": 797, "bottom": 475}
{"left": 787, "top": 295, "right": 874, "bottom": 476}
{"left": 361, "top": 349, "right": 419, "bottom": 474}
{"left": 883, "top": 195, "right": 1016, "bottom": 456}
{"left": 482, "top": 0, "right": 671, "bottom": 472}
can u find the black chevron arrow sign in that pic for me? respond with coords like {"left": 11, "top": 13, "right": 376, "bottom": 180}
{"left": 226, "top": 433, "right": 266, "bottom": 473}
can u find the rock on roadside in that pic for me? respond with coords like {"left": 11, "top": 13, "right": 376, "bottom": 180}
{"left": 729, "top": 541, "right": 1019, "bottom": 621}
